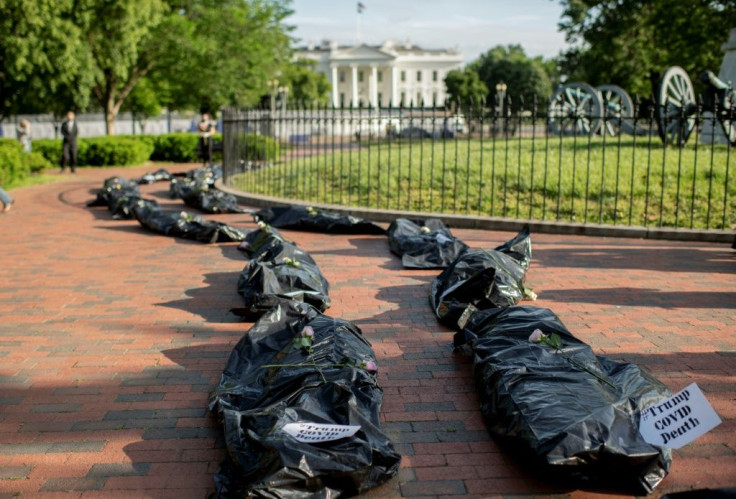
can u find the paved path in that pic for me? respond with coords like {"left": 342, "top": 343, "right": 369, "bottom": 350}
{"left": 0, "top": 164, "right": 734, "bottom": 498}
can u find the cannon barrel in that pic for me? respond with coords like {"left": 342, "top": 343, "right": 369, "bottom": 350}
{"left": 699, "top": 70, "right": 731, "bottom": 91}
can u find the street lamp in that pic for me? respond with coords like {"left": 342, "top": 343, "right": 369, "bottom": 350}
{"left": 277, "top": 85, "right": 289, "bottom": 111}
{"left": 267, "top": 79, "right": 279, "bottom": 114}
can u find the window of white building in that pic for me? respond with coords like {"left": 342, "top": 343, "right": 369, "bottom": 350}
{"left": 358, "top": 70, "right": 364, "bottom": 82}
{"left": 432, "top": 70, "right": 438, "bottom": 82}
{"left": 377, "top": 71, "right": 383, "bottom": 82}
{"left": 339, "top": 71, "right": 345, "bottom": 83}
{"left": 417, "top": 70, "right": 422, "bottom": 82}
{"left": 400, "top": 70, "right": 406, "bottom": 82}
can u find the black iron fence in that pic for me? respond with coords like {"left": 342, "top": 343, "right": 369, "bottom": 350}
{"left": 222, "top": 99, "right": 735, "bottom": 231}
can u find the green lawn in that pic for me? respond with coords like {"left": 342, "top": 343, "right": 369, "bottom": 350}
{"left": 231, "top": 136, "right": 735, "bottom": 230}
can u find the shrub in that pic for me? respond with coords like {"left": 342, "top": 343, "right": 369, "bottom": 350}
{"left": 0, "top": 141, "right": 29, "bottom": 186}
{"left": 82, "top": 136, "right": 153, "bottom": 166}
{"left": 237, "top": 133, "right": 280, "bottom": 162}
{"left": 25, "top": 152, "right": 53, "bottom": 173}
{"left": 33, "top": 139, "right": 63, "bottom": 165}
{"left": 151, "top": 133, "right": 200, "bottom": 162}
{"left": 151, "top": 132, "right": 223, "bottom": 162}
{"left": 33, "top": 136, "right": 152, "bottom": 167}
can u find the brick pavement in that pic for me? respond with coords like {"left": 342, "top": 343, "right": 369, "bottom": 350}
{"left": 0, "top": 163, "right": 734, "bottom": 498}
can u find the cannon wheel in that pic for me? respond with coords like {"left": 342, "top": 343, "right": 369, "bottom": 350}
{"left": 548, "top": 82, "right": 603, "bottom": 135}
{"left": 657, "top": 66, "right": 696, "bottom": 146}
{"left": 596, "top": 84, "right": 636, "bottom": 136}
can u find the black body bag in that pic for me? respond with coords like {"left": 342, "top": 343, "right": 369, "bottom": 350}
{"left": 387, "top": 218, "right": 468, "bottom": 269}
{"left": 209, "top": 301, "right": 401, "bottom": 498}
{"left": 455, "top": 305, "right": 672, "bottom": 494}
{"left": 254, "top": 205, "right": 385, "bottom": 234}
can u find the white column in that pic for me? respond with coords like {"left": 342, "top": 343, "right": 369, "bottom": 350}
{"left": 351, "top": 65, "right": 358, "bottom": 107}
{"left": 331, "top": 65, "right": 339, "bottom": 107}
{"left": 391, "top": 66, "right": 398, "bottom": 107}
{"left": 370, "top": 65, "right": 378, "bottom": 108}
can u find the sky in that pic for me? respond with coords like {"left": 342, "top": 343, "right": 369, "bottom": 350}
{"left": 287, "top": 0, "right": 570, "bottom": 63}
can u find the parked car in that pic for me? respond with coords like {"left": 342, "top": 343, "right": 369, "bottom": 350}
{"left": 399, "top": 126, "right": 432, "bottom": 139}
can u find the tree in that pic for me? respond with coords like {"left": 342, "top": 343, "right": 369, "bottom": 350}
{"left": 557, "top": 0, "right": 736, "bottom": 96}
{"left": 472, "top": 45, "right": 553, "bottom": 108}
{"left": 0, "top": 0, "right": 91, "bottom": 120}
{"left": 72, "top": 0, "right": 171, "bottom": 135}
{"left": 279, "top": 59, "right": 331, "bottom": 106}
{"left": 444, "top": 67, "right": 488, "bottom": 110}
{"left": 160, "top": 0, "right": 294, "bottom": 113}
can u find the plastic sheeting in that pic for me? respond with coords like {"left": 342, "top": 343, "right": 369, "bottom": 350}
{"left": 137, "top": 168, "right": 173, "bottom": 184}
{"left": 430, "top": 227, "right": 532, "bottom": 329}
{"left": 108, "top": 191, "right": 159, "bottom": 220}
{"left": 87, "top": 176, "right": 159, "bottom": 220}
{"left": 132, "top": 204, "right": 246, "bottom": 243}
{"left": 208, "top": 301, "right": 401, "bottom": 498}
{"left": 255, "top": 205, "right": 386, "bottom": 234}
{"left": 235, "top": 240, "right": 330, "bottom": 318}
{"left": 169, "top": 177, "right": 247, "bottom": 214}
{"left": 87, "top": 176, "right": 140, "bottom": 208}
{"left": 387, "top": 218, "right": 468, "bottom": 269}
{"left": 238, "top": 224, "right": 292, "bottom": 258}
{"left": 455, "top": 305, "right": 671, "bottom": 494}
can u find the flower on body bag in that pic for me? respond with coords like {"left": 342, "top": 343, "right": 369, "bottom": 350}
{"left": 528, "top": 329, "right": 615, "bottom": 389}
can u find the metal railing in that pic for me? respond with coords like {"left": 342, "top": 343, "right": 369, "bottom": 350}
{"left": 222, "top": 99, "right": 734, "bottom": 231}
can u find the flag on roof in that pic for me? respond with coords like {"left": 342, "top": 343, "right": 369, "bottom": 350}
{"left": 357, "top": 2, "right": 366, "bottom": 13}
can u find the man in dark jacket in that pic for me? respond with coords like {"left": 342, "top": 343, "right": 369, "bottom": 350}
{"left": 60, "top": 111, "right": 78, "bottom": 173}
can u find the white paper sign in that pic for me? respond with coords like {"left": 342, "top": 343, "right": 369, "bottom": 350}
{"left": 282, "top": 422, "right": 361, "bottom": 443}
{"left": 639, "top": 382, "right": 722, "bottom": 449}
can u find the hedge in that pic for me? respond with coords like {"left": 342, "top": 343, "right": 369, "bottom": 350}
{"left": 0, "top": 141, "right": 27, "bottom": 186}
{"left": 0, "top": 140, "right": 50, "bottom": 186}
{"left": 34, "top": 133, "right": 223, "bottom": 166}
{"left": 237, "top": 133, "right": 280, "bottom": 162}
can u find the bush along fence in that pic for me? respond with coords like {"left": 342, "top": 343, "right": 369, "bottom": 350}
{"left": 221, "top": 96, "right": 735, "bottom": 232}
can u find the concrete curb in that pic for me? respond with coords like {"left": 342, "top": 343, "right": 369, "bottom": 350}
{"left": 217, "top": 180, "right": 735, "bottom": 244}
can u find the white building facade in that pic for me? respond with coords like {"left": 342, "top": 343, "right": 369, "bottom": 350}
{"left": 298, "top": 40, "right": 464, "bottom": 108}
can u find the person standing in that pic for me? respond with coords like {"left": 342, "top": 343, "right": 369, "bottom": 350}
{"left": 197, "top": 112, "right": 216, "bottom": 166}
{"left": 16, "top": 119, "right": 32, "bottom": 153}
{"left": 60, "top": 111, "right": 79, "bottom": 173}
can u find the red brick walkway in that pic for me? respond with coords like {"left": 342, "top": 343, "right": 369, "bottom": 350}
{"left": 0, "top": 164, "right": 734, "bottom": 498}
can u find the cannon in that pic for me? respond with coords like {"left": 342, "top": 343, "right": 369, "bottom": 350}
{"left": 548, "top": 82, "right": 603, "bottom": 135}
{"left": 548, "top": 82, "right": 637, "bottom": 137}
{"left": 654, "top": 66, "right": 736, "bottom": 146}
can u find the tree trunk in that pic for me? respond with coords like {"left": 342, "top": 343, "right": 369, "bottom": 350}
{"left": 104, "top": 97, "right": 117, "bottom": 136}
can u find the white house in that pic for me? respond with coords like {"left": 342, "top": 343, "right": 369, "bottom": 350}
{"left": 297, "top": 39, "right": 464, "bottom": 108}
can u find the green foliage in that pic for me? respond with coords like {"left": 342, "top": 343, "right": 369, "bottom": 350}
{"left": 0, "top": 141, "right": 28, "bottom": 186}
{"left": 444, "top": 68, "right": 489, "bottom": 110}
{"left": 237, "top": 134, "right": 280, "bottom": 162}
{"left": 82, "top": 137, "right": 154, "bottom": 166}
{"left": 280, "top": 59, "right": 331, "bottom": 106}
{"left": 151, "top": 133, "right": 200, "bottom": 162}
{"left": 25, "top": 152, "right": 53, "bottom": 173}
{"left": 161, "top": 0, "right": 294, "bottom": 112}
{"left": 0, "top": 0, "right": 91, "bottom": 118}
{"left": 557, "top": 0, "right": 736, "bottom": 95}
{"left": 472, "top": 45, "right": 553, "bottom": 106}
{"left": 2, "top": 0, "right": 293, "bottom": 133}
{"left": 33, "top": 137, "right": 153, "bottom": 166}
{"left": 32, "top": 139, "right": 63, "bottom": 166}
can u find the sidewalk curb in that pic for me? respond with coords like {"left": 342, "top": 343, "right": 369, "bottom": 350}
{"left": 217, "top": 181, "right": 734, "bottom": 244}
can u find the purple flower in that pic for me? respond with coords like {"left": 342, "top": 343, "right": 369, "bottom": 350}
{"left": 364, "top": 360, "right": 378, "bottom": 372}
{"left": 301, "top": 326, "right": 315, "bottom": 339}
{"left": 528, "top": 329, "right": 546, "bottom": 343}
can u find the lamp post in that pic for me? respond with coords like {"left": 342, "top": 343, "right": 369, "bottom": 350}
{"left": 495, "top": 82, "right": 507, "bottom": 112}
{"left": 277, "top": 85, "right": 289, "bottom": 112}
{"left": 267, "top": 79, "right": 279, "bottom": 137}
{"left": 267, "top": 79, "right": 279, "bottom": 114}
{"left": 495, "top": 82, "right": 508, "bottom": 136}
